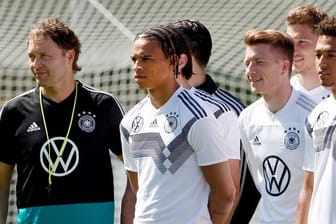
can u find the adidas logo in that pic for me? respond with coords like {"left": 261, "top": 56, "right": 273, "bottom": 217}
{"left": 149, "top": 119, "right": 158, "bottom": 128}
{"left": 252, "top": 136, "right": 261, "bottom": 145}
{"left": 26, "top": 122, "right": 41, "bottom": 133}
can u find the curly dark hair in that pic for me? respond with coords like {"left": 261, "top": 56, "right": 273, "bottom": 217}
{"left": 316, "top": 16, "right": 336, "bottom": 37}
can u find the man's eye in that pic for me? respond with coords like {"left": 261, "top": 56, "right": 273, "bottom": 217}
{"left": 41, "top": 55, "right": 51, "bottom": 60}
{"left": 298, "top": 40, "right": 308, "bottom": 45}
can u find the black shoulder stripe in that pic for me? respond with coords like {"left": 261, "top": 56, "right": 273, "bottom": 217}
{"left": 194, "top": 90, "right": 231, "bottom": 113}
{"left": 214, "top": 89, "right": 245, "bottom": 115}
{"left": 178, "top": 90, "right": 207, "bottom": 119}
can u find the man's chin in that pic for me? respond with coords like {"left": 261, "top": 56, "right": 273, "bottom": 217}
{"left": 321, "top": 81, "right": 334, "bottom": 88}
{"left": 292, "top": 67, "right": 303, "bottom": 74}
{"left": 250, "top": 87, "right": 260, "bottom": 94}
{"left": 136, "top": 83, "right": 147, "bottom": 90}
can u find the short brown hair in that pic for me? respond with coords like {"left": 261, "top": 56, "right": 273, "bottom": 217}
{"left": 286, "top": 5, "right": 327, "bottom": 33}
{"left": 244, "top": 29, "right": 294, "bottom": 74}
{"left": 28, "top": 17, "right": 82, "bottom": 73}
{"left": 244, "top": 29, "right": 294, "bottom": 60}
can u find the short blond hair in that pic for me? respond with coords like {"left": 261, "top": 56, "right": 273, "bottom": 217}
{"left": 244, "top": 29, "right": 294, "bottom": 74}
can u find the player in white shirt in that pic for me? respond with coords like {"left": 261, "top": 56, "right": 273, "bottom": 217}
{"left": 190, "top": 88, "right": 240, "bottom": 161}
{"left": 174, "top": 35, "right": 240, "bottom": 189}
{"left": 120, "top": 25, "right": 235, "bottom": 224}
{"left": 286, "top": 5, "right": 331, "bottom": 103}
{"left": 170, "top": 20, "right": 257, "bottom": 223}
{"left": 240, "top": 29, "right": 316, "bottom": 224}
{"left": 290, "top": 76, "right": 330, "bottom": 102}
{"left": 297, "top": 16, "right": 336, "bottom": 224}
{"left": 176, "top": 58, "right": 241, "bottom": 222}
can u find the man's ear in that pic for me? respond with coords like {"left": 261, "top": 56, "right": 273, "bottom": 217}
{"left": 178, "top": 54, "right": 188, "bottom": 72}
{"left": 66, "top": 49, "right": 75, "bottom": 63}
{"left": 281, "top": 59, "right": 291, "bottom": 76}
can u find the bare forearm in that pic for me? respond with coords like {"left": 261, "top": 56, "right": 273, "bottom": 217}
{"left": 225, "top": 188, "right": 239, "bottom": 223}
{"left": 208, "top": 189, "right": 235, "bottom": 224}
{"left": 227, "top": 159, "right": 240, "bottom": 221}
{"left": 120, "top": 180, "right": 136, "bottom": 224}
{"left": 296, "top": 190, "right": 311, "bottom": 224}
{"left": 202, "top": 162, "right": 235, "bottom": 224}
{"left": 296, "top": 172, "right": 313, "bottom": 224}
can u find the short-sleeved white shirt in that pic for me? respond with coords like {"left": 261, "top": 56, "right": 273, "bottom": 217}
{"left": 120, "top": 87, "right": 230, "bottom": 224}
{"left": 290, "top": 75, "right": 331, "bottom": 103}
{"left": 238, "top": 89, "right": 315, "bottom": 224}
{"left": 303, "top": 96, "right": 336, "bottom": 224}
{"left": 190, "top": 87, "right": 240, "bottom": 160}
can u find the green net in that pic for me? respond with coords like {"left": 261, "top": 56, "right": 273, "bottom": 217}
{"left": 1, "top": 0, "right": 336, "bottom": 223}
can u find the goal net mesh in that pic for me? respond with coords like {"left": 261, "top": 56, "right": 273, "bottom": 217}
{"left": 1, "top": 0, "right": 335, "bottom": 223}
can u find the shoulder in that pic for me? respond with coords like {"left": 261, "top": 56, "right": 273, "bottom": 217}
{"left": 213, "top": 88, "right": 245, "bottom": 114}
{"left": 192, "top": 88, "right": 231, "bottom": 113}
{"left": 293, "top": 89, "right": 316, "bottom": 113}
{"left": 79, "top": 82, "right": 125, "bottom": 114}
{"left": 122, "top": 97, "right": 148, "bottom": 123}
{"left": 239, "top": 99, "right": 262, "bottom": 117}
{"left": 1, "top": 89, "right": 36, "bottom": 114}
{"left": 177, "top": 89, "right": 213, "bottom": 119}
{"left": 308, "top": 97, "right": 333, "bottom": 122}
{"left": 306, "top": 97, "right": 334, "bottom": 136}
{"left": 80, "top": 82, "right": 118, "bottom": 101}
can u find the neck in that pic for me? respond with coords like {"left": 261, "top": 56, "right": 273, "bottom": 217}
{"left": 188, "top": 62, "right": 207, "bottom": 87}
{"left": 177, "top": 75, "right": 192, "bottom": 90}
{"left": 263, "top": 85, "right": 292, "bottom": 113}
{"left": 148, "top": 82, "right": 179, "bottom": 109}
{"left": 296, "top": 72, "right": 321, "bottom": 91}
{"left": 331, "top": 87, "right": 336, "bottom": 99}
{"left": 40, "top": 79, "right": 76, "bottom": 103}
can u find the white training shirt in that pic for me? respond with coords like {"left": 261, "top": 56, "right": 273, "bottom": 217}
{"left": 290, "top": 75, "right": 331, "bottom": 103}
{"left": 120, "top": 87, "right": 231, "bottom": 224}
{"left": 190, "top": 87, "right": 240, "bottom": 160}
{"left": 238, "top": 89, "right": 316, "bottom": 224}
{"left": 303, "top": 95, "right": 336, "bottom": 224}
